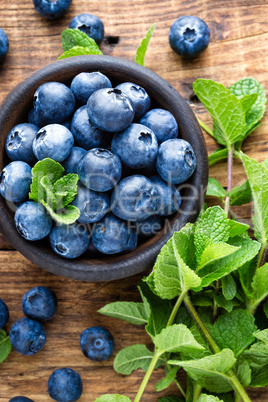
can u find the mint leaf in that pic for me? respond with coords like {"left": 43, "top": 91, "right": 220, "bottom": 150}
{"left": 113, "top": 344, "right": 163, "bottom": 375}
{"left": 228, "top": 180, "right": 252, "bottom": 206}
{"left": 40, "top": 175, "right": 57, "bottom": 209}
{"left": 212, "top": 309, "right": 256, "bottom": 357}
{"left": 169, "top": 349, "right": 236, "bottom": 393}
{"left": 41, "top": 201, "right": 80, "bottom": 225}
{"left": 154, "top": 366, "right": 178, "bottom": 392}
{"left": 53, "top": 174, "right": 79, "bottom": 208}
{"left": 238, "top": 256, "right": 257, "bottom": 299}
{"left": 253, "top": 329, "right": 268, "bottom": 344}
{"left": 236, "top": 357, "right": 252, "bottom": 387}
{"left": 197, "top": 395, "right": 224, "bottom": 402}
{"left": 206, "top": 178, "right": 226, "bottom": 199}
{"left": 58, "top": 45, "right": 103, "bottom": 60}
{"left": 214, "top": 294, "right": 234, "bottom": 313}
{"left": 208, "top": 148, "right": 228, "bottom": 167}
{"left": 0, "top": 329, "right": 11, "bottom": 363}
{"left": 180, "top": 323, "right": 212, "bottom": 360}
{"left": 228, "top": 220, "right": 249, "bottom": 237}
{"left": 95, "top": 395, "right": 131, "bottom": 402}
{"left": 249, "top": 262, "right": 268, "bottom": 311}
{"left": 135, "top": 23, "right": 156, "bottom": 66}
{"left": 222, "top": 275, "right": 237, "bottom": 300}
{"left": 193, "top": 79, "right": 246, "bottom": 147}
{"left": 197, "top": 242, "right": 239, "bottom": 272}
{"left": 240, "top": 93, "right": 258, "bottom": 116}
{"left": 158, "top": 396, "right": 184, "bottom": 402}
{"left": 243, "top": 342, "right": 268, "bottom": 387}
{"left": 61, "top": 29, "right": 102, "bottom": 52}
{"left": 98, "top": 301, "right": 148, "bottom": 326}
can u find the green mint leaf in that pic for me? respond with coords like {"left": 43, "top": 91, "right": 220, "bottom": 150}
{"left": 206, "top": 178, "right": 227, "bottom": 199}
{"left": 135, "top": 23, "right": 156, "bottom": 66}
{"left": 154, "top": 323, "right": 205, "bottom": 355}
{"left": 264, "top": 301, "right": 268, "bottom": 319}
{"left": 158, "top": 396, "right": 184, "bottom": 402}
{"left": 113, "top": 344, "right": 163, "bottom": 375}
{"left": 53, "top": 174, "right": 79, "bottom": 208}
{"left": 197, "top": 395, "right": 224, "bottom": 402}
{"left": 40, "top": 175, "right": 57, "bottom": 209}
{"left": 29, "top": 158, "right": 64, "bottom": 202}
{"left": 238, "top": 256, "right": 257, "bottom": 299}
{"left": 58, "top": 45, "right": 103, "bottom": 60}
{"left": 222, "top": 275, "right": 237, "bottom": 300}
{"left": 95, "top": 395, "right": 131, "bottom": 402}
{"left": 180, "top": 323, "right": 212, "bottom": 361}
{"left": 236, "top": 356, "right": 252, "bottom": 387}
{"left": 0, "top": 329, "right": 11, "bottom": 363}
{"left": 211, "top": 309, "right": 257, "bottom": 357}
{"left": 208, "top": 148, "right": 228, "bottom": 167}
{"left": 214, "top": 294, "right": 234, "bottom": 313}
{"left": 193, "top": 79, "right": 246, "bottom": 147}
{"left": 228, "top": 220, "right": 249, "bottom": 237}
{"left": 186, "top": 376, "right": 194, "bottom": 402}
{"left": 240, "top": 93, "right": 258, "bottom": 115}
{"left": 228, "top": 180, "right": 252, "bottom": 206}
{"left": 41, "top": 201, "right": 80, "bottom": 225}
{"left": 191, "top": 294, "right": 213, "bottom": 307}
{"left": 250, "top": 262, "right": 268, "bottom": 311}
{"left": 98, "top": 301, "right": 148, "bottom": 326}
{"left": 61, "top": 28, "right": 102, "bottom": 52}
{"left": 154, "top": 366, "right": 178, "bottom": 392}
{"left": 169, "top": 349, "right": 236, "bottom": 393}
{"left": 253, "top": 329, "right": 268, "bottom": 344}
{"left": 250, "top": 364, "right": 268, "bottom": 387}
{"left": 243, "top": 342, "right": 268, "bottom": 387}
{"left": 197, "top": 241, "right": 239, "bottom": 272}
{"left": 194, "top": 206, "right": 229, "bottom": 264}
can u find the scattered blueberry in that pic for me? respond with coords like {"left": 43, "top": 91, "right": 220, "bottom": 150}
{"left": 80, "top": 326, "right": 114, "bottom": 361}
{"left": 169, "top": 16, "right": 210, "bottom": 58}
{"left": 136, "top": 215, "right": 163, "bottom": 238}
{"left": 111, "top": 123, "right": 158, "bottom": 169}
{"left": 87, "top": 88, "right": 134, "bottom": 132}
{"left": 139, "top": 108, "right": 178, "bottom": 144}
{"left": 33, "top": 0, "right": 72, "bottom": 20}
{"left": 111, "top": 175, "right": 158, "bottom": 221}
{"left": 156, "top": 138, "right": 196, "bottom": 184}
{"left": 14, "top": 201, "right": 52, "bottom": 241}
{"left": 71, "top": 72, "right": 112, "bottom": 104}
{"left": 115, "top": 82, "right": 150, "bottom": 120}
{"left": 48, "top": 368, "right": 83, "bottom": 402}
{"left": 22, "top": 286, "right": 57, "bottom": 321}
{"left": 92, "top": 213, "right": 137, "bottom": 254}
{"left": 0, "top": 298, "right": 9, "bottom": 329}
{"left": 9, "top": 317, "right": 46, "bottom": 355}
{"left": 62, "top": 146, "right": 87, "bottom": 174}
{"left": 150, "top": 175, "right": 181, "bottom": 216}
{"left": 33, "top": 82, "right": 75, "bottom": 125}
{"left": 78, "top": 148, "right": 122, "bottom": 192}
{"left": 5, "top": 123, "right": 38, "bottom": 165}
{"left": 49, "top": 222, "right": 90, "bottom": 259}
{"left": 33, "top": 124, "right": 74, "bottom": 162}
{"left": 9, "top": 397, "right": 34, "bottom": 402}
{"left": 69, "top": 13, "right": 104, "bottom": 45}
{"left": 0, "top": 161, "right": 32, "bottom": 203}
{"left": 0, "top": 27, "right": 9, "bottom": 64}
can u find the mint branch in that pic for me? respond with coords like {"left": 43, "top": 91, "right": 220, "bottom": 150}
{"left": 224, "top": 145, "right": 234, "bottom": 215}
{"left": 135, "top": 23, "right": 156, "bottom": 66}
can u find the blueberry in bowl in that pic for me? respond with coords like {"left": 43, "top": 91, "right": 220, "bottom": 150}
{"left": 0, "top": 56, "right": 208, "bottom": 281}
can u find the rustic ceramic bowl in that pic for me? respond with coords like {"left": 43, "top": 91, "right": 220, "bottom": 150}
{"left": 0, "top": 55, "right": 208, "bottom": 281}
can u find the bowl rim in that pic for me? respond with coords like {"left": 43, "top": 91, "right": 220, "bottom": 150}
{"left": 0, "top": 55, "right": 208, "bottom": 281}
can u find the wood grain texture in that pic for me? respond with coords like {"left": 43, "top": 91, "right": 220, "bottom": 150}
{"left": 0, "top": 0, "right": 268, "bottom": 400}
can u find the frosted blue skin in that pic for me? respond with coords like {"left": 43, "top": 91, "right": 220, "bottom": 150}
{"left": 22, "top": 286, "right": 57, "bottom": 322}
{"left": 48, "top": 368, "right": 83, "bottom": 402}
{"left": 0, "top": 28, "right": 8, "bottom": 64}
{"left": 115, "top": 82, "right": 150, "bottom": 120}
{"left": 150, "top": 175, "right": 181, "bottom": 216}
{"left": 156, "top": 138, "right": 197, "bottom": 184}
{"left": 9, "top": 397, "right": 34, "bottom": 402}
{"left": 139, "top": 108, "right": 178, "bottom": 144}
{"left": 92, "top": 213, "right": 137, "bottom": 254}
{"left": 0, "top": 298, "right": 9, "bottom": 329}
{"left": 33, "top": 124, "right": 74, "bottom": 162}
{"left": 49, "top": 222, "right": 90, "bottom": 259}
{"left": 33, "top": 0, "right": 72, "bottom": 20}
{"left": 169, "top": 16, "right": 210, "bottom": 58}
{"left": 15, "top": 201, "right": 52, "bottom": 241}
{"left": 0, "top": 161, "right": 32, "bottom": 202}
{"left": 62, "top": 147, "right": 87, "bottom": 174}
{"left": 71, "top": 72, "right": 112, "bottom": 104}
{"left": 5, "top": 123, "right": 38, "bottom": 164}
{"left": 72, "top": 182, "right": 110, "bottom": 223}
{"left": 111, "top": 123, "right": 158, "bottom": 169}
{"left": 80, "top": 326, "right": 114, "bottom": 361}
{"left": 9, "top": 318, "right": 46, "bottom": 355}
{"left": 69, "top": 13, "right": 104, "bottom": 45}
{"left": 136, "top": 215, "right": 163, "bottom": 238}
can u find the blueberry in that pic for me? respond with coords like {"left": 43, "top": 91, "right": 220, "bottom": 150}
{"left": 15, "top": 201, "right": 52, "bottom": 241}
{"left": 71, "top": 72, "right": 112, "bottom": 104}
{"left": 33, "top": 82, "right": 75, "bottom": 125}
{"left": 136, "top": 215, "right": 163, "bottom": 238}
{"left": 62, "top": 146, "right": 87, "bottom": 174}
{"left": 28, "top": 108, "right": 41, "bottom": 128}
{"left": 72, "top": 183, "right": 110, "bottom": 224}
{"left": 139, "top": 108, "right": 178, "bottom": 144}
{"left": 0, "top": 161, "right": 32, "bottom": 203}
{"left": 169, "top": 16, "right": 210, "bottom": 58}
{"left": 71, "top": 106, "right": 108, "bottom": 150}
{"left": 78, "top": 148, "right": 122, "bottom": 192}
{"left": 33, "top": 0, "right": 72, "bottom": 20}
{"left": 92, "top": 213, "right": 137, "bottom": 254}
{"left": 69, "top": 13, "right": 104, "bottom": 45}
{"left": 48, "top": 368, "right": 83, "bottom": 402}
{"left": 33, "top": 124, "right": 74, "bottom": 162}
{"left": 0, "top": 27, "right": 9, "bottom": 64}
{"left": 0, "top": 298, "right": 9, "bottom": 329}
{"left": 22, "top": 286, "right": 57, "bottom": 321}
{"left": 156, "top": 139, "right": 196, "bottom": 184}
{"left": 10, "top": 317, "right": 46, "bottom": 355}
{"left": 150, "top": 175, "right": 181, "bottom": 216}
{"left": 111, "top": 175, "right": 158, "bottom": 221}
{"left": 111, "top": 124, "right": 158, "bottom": 169}
{"left": 87, "top": 88, "right": 134, "bottom": 132}
{"left": 80, "top": 326, "right": 114, "bottom": 361}
{"left": 115, "top": 82, "right": 150, "bottom": 120}
{"left": 49, "top": 222, "right": 90, "bottom": 259}
{"left": 5, "top": 123, "right": 38, "bottom": 164}
{"left": 9, "top": 397, "right": 34, "bottom": 402}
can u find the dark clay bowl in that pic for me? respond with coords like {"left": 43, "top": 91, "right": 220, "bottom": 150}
{"left": 0, "top": 55, "right": 208, "bottom": 281}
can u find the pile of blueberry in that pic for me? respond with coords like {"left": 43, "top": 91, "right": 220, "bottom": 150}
{"left": 0, "top": 70, "right": 197, "bottom": 259}
{"left": 1, "top": 287, "right": 114, "bottom": 402}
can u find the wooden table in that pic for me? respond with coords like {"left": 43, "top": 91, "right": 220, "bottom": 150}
{"left": 0, "top": 0, "right": 267, "bottom": 400}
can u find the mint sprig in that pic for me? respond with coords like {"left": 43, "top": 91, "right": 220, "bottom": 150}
{"left": 58, "top": 29, "right": 103, "bottom": 59}
{"left": 0, "top": 329, "right": 11, "bottom": 363}
{"left": 135, "top": 23, "right": 156, "bottom": 66}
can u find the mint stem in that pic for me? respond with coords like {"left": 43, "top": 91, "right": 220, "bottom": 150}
{"left": 166, "top": 363, "right": 186, "bottom": 398}
{"left": 257, "top": 244, "right": 267, "bottom": 269}
{"left": 197, "top": 117, "right": 214, "bottom": 137}
{"left": 193, "top": 383, "right": 202, "bottom": 402}
{"left": 166, "top": 288, "right": 188, "bottom": 327}
{"left": 224, "top": 145, "right": 234, "bottom": 215}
